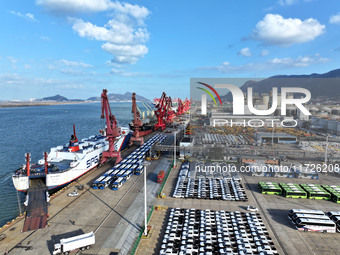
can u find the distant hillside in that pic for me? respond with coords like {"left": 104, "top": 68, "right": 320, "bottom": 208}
{"left": 36, "top": 92, "right": 150, "bottom": 102}
{"left": 38, "top": 94, "right": 83, "bottom": 102}
{"left": 41, "top": 94, "right": 68, "bottom": 101}
{"left": 220, "top": 68, "right": 340, "bottom": 101}
{"left": 87, "top": 92, "right": 150, "bottom": 102}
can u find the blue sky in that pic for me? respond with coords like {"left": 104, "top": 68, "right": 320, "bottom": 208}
{"left": 1, "top": 0, "right": 340, "bottom": 100}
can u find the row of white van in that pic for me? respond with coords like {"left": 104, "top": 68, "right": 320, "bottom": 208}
{"left": 91, "top": 134, "right": 166, "bottom": 190}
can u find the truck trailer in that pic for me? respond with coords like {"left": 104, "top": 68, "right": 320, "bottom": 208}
{"left": 53, "top": 232, "right": 95, "bottom": 255}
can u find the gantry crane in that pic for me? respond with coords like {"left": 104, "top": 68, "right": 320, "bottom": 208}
{"left": 165, "top": 96, "right": 176, "bottom": 124}
{"left": 100, "top": 89, "right": 122, "bottom": 164}
{"left": 154, "top": 92, "right": 167, "bottom": 130}
{"left": 129, "top": 92, "right": 153, "bottom": 146}
{"left": 177, "top": 99, "right": 184, "bottom": 115}
{"left": 183, "top": 98, "right": 191, "bottom": 112}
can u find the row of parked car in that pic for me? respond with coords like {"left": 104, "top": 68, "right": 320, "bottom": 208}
{"left": 196, "top": 134, "right": 256, "bottom": 146}
{"left": 173, "top": 177, "right": 247, "bottom": 201}
{"left": 173, "top": 163, "right": 247, "bottom": 201}
{"left": 91, "top": 134, "right": 165, "bottom": 190}
{"left": 160, "top": 208, "right": 279, "bottom": 255}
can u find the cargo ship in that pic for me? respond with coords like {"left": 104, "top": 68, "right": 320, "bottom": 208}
{"left": 12, "top": 125, "right": 132, "bottom": 192}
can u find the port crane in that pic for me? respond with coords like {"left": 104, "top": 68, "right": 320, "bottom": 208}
{"left": 100, "top": 89, "right": 122, "bottom": 164}
{"left": 177, "top": 99, "right": 184, "bottom": 115}
{"left": 183, "top": 98, "right": 190, "bottom": 112}
{"left": 154, "top": 92, "right": 167, "bottom": 130}
{"left": 165, "top": 96, "right": 176, "bottom": 124}
{"left": 129, "top": 92, "right": 153, "bottom": 146}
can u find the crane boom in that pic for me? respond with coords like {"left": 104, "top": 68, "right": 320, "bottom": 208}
{"left": 130, "top": 93, "right": 153, "bottom": 145}
{"left": 100, "top": 89, "right": 122, "bottom": 164}
{"left": 154, "top": 92, "right": 167, "bottom": 130}
{"left": 165, "top": 96, "right": 175, "bottom": 124}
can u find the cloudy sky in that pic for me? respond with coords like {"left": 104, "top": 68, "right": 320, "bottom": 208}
{"left": 1, "top": 0, "right": 340, "bottom": 100}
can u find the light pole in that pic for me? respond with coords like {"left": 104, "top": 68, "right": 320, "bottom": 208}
{"left": 140, "top": 160, "right": 151, "bottom": 236}
{"left": 271, "top": 124, "right": 274, "bottom": 147}
{"left": 324, "top": 135, "right": 329, "bottom": 164}
{"left": 174, "top": 131, "right": 176, "bottom": 168}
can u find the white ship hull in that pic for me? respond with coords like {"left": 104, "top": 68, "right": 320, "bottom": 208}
{"left": 13, "top": 128, "right": 132, "bottom": 192}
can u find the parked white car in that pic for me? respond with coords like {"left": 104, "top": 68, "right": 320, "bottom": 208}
{"left": 247, "top": 206, "right": 258, "bottom": 212}
{"left": 67, "top": 190, "right": 79, "bottom": 197}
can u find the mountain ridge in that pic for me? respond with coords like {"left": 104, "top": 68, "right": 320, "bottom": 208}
{"left": 36, "top": 92, "right": 150, "bottom": 102}
{"left": 220, "top": 68, "right": 340, "bottom": 101}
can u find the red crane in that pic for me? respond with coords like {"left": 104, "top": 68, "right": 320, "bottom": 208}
{"left": 165, "top": 96, "right": 176, "bottom": 124}
{"left": 154, "top": 92, "right": 167, "bottom": 130}
{"left": 177, "top": 99, "right": 184, "bottom": 115}
{"left": 100, "top": 89, "right": 122, "bottom": 164}
{"left": 183, "top": 98, "right": 191, "bottom": 112}
{"left": 129, "top": 92, "right": 153, "bottom": 146}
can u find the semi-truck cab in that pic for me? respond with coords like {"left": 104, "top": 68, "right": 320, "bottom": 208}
{"left": 157, "top": 170, "right": 165, "bottom": 183}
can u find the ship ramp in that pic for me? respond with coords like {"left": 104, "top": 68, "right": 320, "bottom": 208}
{"left": 22, "top": 179, "right": 48, "bottom": 232}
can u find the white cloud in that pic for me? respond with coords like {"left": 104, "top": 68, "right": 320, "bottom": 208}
{"left": 71, "top": 18, "right": 149, "bottom": 45}
{"left": 238, "top": 48, "right": 252, "bottom": 57}
{"left": 40, "top": 36, "right": 51, "bottom": 41}
{"left": 7, "top": 56, "right": 17, "bottom": 65}
{"left": 36, "top": 0, "right": 113, "bottom": 13}
{"left": 260, "top": 50, "right": 270, "bottom": 56}
{"left": 60, "top": 59, "right": 93, "bottom": 68}
{"left": 329, "top": 13, "right": 340, "bottom": 25}
{"left": 277, "top": 0, "right": 297, "bottom": 6}
{"left": 10, "top": 11, "right": 38, "bottom": 22}
{"left": 0, "top": 73, "right": 85, "bottom": 90}
{"left": 277, "top": 0, "right": 314, "bottom": 6}
{"left": 36, "top": 0, "right": 150, "bottom": 21}
{"left": 110, "top": 68, "right": 150, "bottom": 77}
{"left": 24, "top": 64, "right": 31, "bottom": 69}
{"left": 102, "top": 43, "right": 148, "bottom": 64}
{"left": 252, "top": 14, "right": 325, "bottom": 46}
{"left": 200, "top": 54, "right": 329, "bottom": 73}
{"left": 269, "top": 55, "right": 329, "bottom": 67}
{"left": 37, "top": 0, "right": 150, "bottom": 65}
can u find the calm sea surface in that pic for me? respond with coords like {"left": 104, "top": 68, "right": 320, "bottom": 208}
{"left": 0, "top": 102, "right": 140, "bottom": 226}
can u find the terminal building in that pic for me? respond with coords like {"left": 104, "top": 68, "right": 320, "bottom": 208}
{"left": 310, "top": 116, "right": 340, "bottom": 136}
{"left": 179, "top": 137, "right": 194, "bottom": 159}
{"left": 255, "top": 132, "right": 297, "bottom": 144}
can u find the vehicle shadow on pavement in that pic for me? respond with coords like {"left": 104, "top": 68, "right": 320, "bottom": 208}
{"left": 246, "top": 182, "right": 261, "bottom": 194}
{"left": 266, "top": 209, "right": 295, "bottom": 229}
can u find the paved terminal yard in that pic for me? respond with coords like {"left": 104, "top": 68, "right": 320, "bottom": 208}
{"left": 137, "top": 162, "right": 283, "bottom": 255}
{"left": 243, "top": 172, "right": 340, "bottom": 255}
{"left": 0, "top": 133, "right": 172, "bottom": 255}
{"left": 3, "top": 132, "right": 340, "bottom": 255}
{"left": 137, "top": 162, "right": 340, "bottom": 255}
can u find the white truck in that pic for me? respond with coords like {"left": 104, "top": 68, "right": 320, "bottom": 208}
{"left": 53, "top": 232, "right": 95, "bottom": 255}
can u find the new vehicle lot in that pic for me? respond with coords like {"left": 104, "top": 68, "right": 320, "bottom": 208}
{"left": 160, "top": 208, "right": 279, "bottom": 255}
{"left": 173, "top": 162, "right": 247, "bottom": 201}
